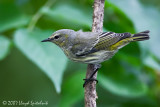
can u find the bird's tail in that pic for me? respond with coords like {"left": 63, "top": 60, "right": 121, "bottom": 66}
{"left": 131, "top": 30, "right": 150, "bottom": 41}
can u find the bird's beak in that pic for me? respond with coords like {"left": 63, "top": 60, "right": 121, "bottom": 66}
{"left": 41, "top": 38, "right": 50, "bottom": 42}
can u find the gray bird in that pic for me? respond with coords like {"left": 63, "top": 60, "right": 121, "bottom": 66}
{"left": 42, "top": 29, "right": 150, "bottom": 86}
{"left": 42, "top": 29, "right": 149, "bottom": 64}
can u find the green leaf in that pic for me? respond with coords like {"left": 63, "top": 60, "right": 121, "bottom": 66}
{"left": 0, "top": 4, "right": 29, "bottom": 33}
{"left": 60, "top": 71, "right": 85, "bottom": 107}
{"left": 0, "top": 35, "right": 11, "bottom": 60}
{"left": 41, "top": 4, "right": 92, "bottom": 30}
{"left": 104, "top": 3, "right": 135, "bottom": 33}
{"left": 99, "top": 59, "right": 148, "bottom": 97}
{"left": 144, "top": 55, "right": 160, "bottom": 71}
{"left": 109, "top": 0, "right": 160, "bottom": 60}
{"left": 14, "top": 28, "right": 67, "bottom": 93}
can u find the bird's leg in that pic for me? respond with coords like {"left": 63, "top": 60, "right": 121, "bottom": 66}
{"left": 83, "top": 64, "right": 101, "bottom": 87}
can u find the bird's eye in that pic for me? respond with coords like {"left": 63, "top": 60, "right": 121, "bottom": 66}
{"left": 54, "top": 35, "right": 60, "bottom": 39}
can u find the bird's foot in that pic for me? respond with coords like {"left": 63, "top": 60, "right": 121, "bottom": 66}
{"left": 83, "top": 78, "right": 98, "bottom": 87}
{"left": 83, "top": 64, "right": 101, "bottom": 87}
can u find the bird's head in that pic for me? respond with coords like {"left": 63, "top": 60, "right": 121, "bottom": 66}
{"left": 41, "top": 29, "right": 75, "bottom": 47}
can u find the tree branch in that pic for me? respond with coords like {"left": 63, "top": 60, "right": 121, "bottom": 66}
{"left": 28, "top": 0, "right": 56, "bottom": 31}
{"left": 84, "top": 0, "right": 105, "bottom": 107}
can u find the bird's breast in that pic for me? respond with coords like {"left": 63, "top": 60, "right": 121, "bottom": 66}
{"left": 66, "top": 50, "right": 117, "bottom": 64}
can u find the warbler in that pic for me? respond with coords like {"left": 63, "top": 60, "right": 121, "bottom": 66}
{"left": 42, "top": 29, "right": 150, "bottom": 64}
{"left": 42, "top": 29, "right": 150, "bottom": 86}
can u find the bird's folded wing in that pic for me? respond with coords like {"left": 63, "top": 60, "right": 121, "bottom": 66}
{"left": 93, "top": 32, "right": 131, "bottom": 51}
{"left": 70, "top": 31, "right": 99, "bottom": 56}
{"left": 71, "top": 31, "right": 131, "bottom": 56}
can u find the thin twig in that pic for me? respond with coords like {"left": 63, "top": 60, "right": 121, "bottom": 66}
{"left": 28, "top": 0, "right": 56, "bottom": 31}
{"left": 84, "top": 0, "right": 105, "bottom": 107}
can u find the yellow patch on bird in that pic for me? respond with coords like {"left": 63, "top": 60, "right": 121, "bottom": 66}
{"left": 59, "top": 40, "right": 67, "bottom": 47}
{"left": 65, "top": 34, "right": 68, "bottom": 38}
{"left": 63, "top": 49, "right": 69, "bottom": 56}
{"left": 110, "top": 38, "right": 132, "bottom": 50}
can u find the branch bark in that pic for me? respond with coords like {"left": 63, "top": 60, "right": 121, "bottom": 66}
{"left": 84, "top": 0, "right": 105, "bottom": 107}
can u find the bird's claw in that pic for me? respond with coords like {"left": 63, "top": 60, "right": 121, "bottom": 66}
{"left": 83, "top": 78, "right": 98, "bottom": 87}
{"left": 83, "top": 64, "right": 101, "bottom": 87}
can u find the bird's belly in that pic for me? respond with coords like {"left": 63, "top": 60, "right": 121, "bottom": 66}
{"left": 71, "top": 50, "right": 117, "bottom": 64}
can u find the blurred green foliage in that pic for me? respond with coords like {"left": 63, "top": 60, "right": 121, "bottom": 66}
{"left": 0, "top": 0, "right": 160, "bottom": 107}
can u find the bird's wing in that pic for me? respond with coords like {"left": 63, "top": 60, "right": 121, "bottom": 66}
{"left": 71, "top": 31, "right": 131, "bottom": 56}
{"left": 70, "top": 31, "right": 99, "bottom": 56}
{"left": 93, "top": 32, "right": 131, "bottom": 51}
